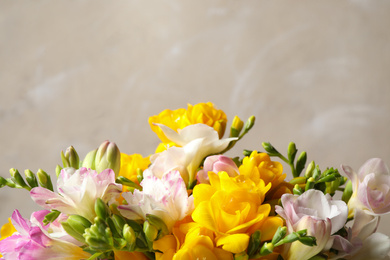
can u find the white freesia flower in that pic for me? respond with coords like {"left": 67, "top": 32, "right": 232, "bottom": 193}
{"left": 275, "top": 189, "right": 348, "bottom": 260}
{"left": 118, "top": 171, "right": 194, "bottom": 231}
{"left": 30, "top": 167, "right": 122, "bottom": 221}
{"left": 331, "top": 209, "right": 390, "bottom": 260}
{"left": 342, "top": 158, "right": 390, "bottom": 216}
{"left": 144, "top": 124, "right": 236, "bottom": 185}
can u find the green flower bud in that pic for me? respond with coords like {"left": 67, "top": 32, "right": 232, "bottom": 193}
{"left": 305, "top": 177, "right": 315, "bottom": 191}
{"left": 296, "top": 151, "right": 307, "bottom": 176}
{"left": 271, "top": 226, "right": 287, "bottom": 245}
{"left": 247, "top": 230, "right": 261, "bottom": 256}
{"left": 43, "top": 210, "right": 60, "bottom": 225}
{"left": 145, "top": 214, "right": 169, "bottom": 239}
{"left": 342, "top": 180, "right": 353, "bottom": 204}
{"left": 82, "top": 149, "right": 97, "bottom": 170}
{"left": 305, "top": 161, "right": 315, "bottom": 178}
{"left": 67, "top": 214, "right": 92, "bottom": 235}
{"left": 143, "top": 221, "right": 158, "bottom": 242}
{"left": 293, "top": 184, "right": 304, "bottom": 195}
{"left": 95, "top": 198, "right": 110, "bottom": 220}
{"left": 10, "top": 168, "right": 29, "bottom": 190}
{"left": 61, "top": 146, "right": 80, "bottom": 169}
{"left": 24, "top": 169, "right": 38, "bottom": 188}
{"left": 244, "top": 116, "right": 256, "bottom": 132}
{"left": 62, "top": 222, "right": 86, "bottom": 243}
{"left": 0, "top": 176, "right": 6, "bottom": 188}
{"left": 116, "top": 176, "right": 142, "bottom": 190}
{"left": 298, "top": 236, "right": 317, "bottom": 247}
{"left": 262, "top": 142, "right": 280, "bottom": 156}
{"left": 37, "top": 169, "right": 53, "bottom": 191}
{"left": 287, "top": 142, "right": 297, "bottom": 163}
{"left": 259, "top": 242, "right": 274, "bottom": 256}
{"left": 55, "top": 165, "right": 62, "bottom": 178}
{"left": 123, "top": 224, "right": 136, "bottom": 248}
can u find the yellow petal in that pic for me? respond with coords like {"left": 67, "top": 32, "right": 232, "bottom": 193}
{"left": 216, "top": 233, "right": 250, "bottom": 254}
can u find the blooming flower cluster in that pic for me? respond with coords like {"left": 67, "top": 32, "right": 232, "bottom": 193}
{"left": 0, "top": 102, "right": 389, "bottom": 260}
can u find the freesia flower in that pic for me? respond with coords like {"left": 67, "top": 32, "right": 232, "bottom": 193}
{"left": 118, "top": 171, "right": 194, "bottom": 231}
{"left": 149, "top": 102, "right": 227, "bottom": 146}
{"left": 192, "top": 171, "right": 283, "bottom": 253}
{"left": 30, "top": 167, "right": 122, "bottom": 221}
{"left": 239, "top": 151, "right": 287, "bottom": 196}
{"left": 197, "top": 155, "right": 239, "bottom": 184}
{"left": 144, "top": 124, "right": 236, "bottom": 185}
{"left": 342, "top": 158, "right": 390, "bottom": 216}
{"left": 331, "top": 209, "right": 390, "bottom": 259}
{"left": 119, "top": 153, "right": 151, "bottom": 185}
{"left": 275, "top": 189, "right": 348, "bottom": 260}
{"left": 0, "top": 210, "right": 90, "bottom": 259}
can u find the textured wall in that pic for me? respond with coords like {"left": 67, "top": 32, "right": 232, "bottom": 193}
{"left": 1, "top": 1, "right": 390, "bottom": 237}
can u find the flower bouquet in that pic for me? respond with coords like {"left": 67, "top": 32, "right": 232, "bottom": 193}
{"left": 0, "top": 102, "right": 389, "bottom": 260}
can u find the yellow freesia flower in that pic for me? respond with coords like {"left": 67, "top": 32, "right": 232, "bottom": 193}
{"left": 154, "top": 221, "right": 233, "bottom": 260}
{"left": 118, "top": 153, "right": 150, "bottom": 185}
{"left": 192, "top": 172, "right": 283, "bottom": 254}
{"left": 0, "top": 218, "right": 16, "bottom": 258}
{"left": 149, "top": 102, "right": 227, "bottom": 150}
{"left": 239, "top": 151, "right": 287, "bottom": 196}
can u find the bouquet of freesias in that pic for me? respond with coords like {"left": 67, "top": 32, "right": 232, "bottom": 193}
{"left": 1, "top": 102, "right": 390, "bottom": 260}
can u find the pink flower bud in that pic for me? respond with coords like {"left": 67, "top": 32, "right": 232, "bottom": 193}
{"left": 197, "top": 155, "right": 239, "bottom": 184}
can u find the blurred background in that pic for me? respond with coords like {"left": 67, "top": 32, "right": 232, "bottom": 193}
{"left": 1, "top": 0, "right": 390, "bottom": 237}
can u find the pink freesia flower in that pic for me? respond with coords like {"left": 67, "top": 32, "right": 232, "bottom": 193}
{"left": 342, "top": 158, "right": 390, "bottom": 216}
{"left": 30, "top": 167, "right": 122, "bottom": 221}
{"left": 0, "top": 210, "right": 90, "bottom": 260}
{"left": 197, "top": 155, "right": 239, "bottom": 184}
{"left": 118, "top": 171, "right": 194, "bottom": 231}
{"left": 144, "top": 124, "right": 236, "bottom": 185}
{"left": 275, "top": 189, "right": 348, "bottom": 260}
{"left": 331, "top": 209, "right": 390, "bottom": 260}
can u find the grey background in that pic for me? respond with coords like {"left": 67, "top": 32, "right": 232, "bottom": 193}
{"left": 1, "top": 1, "right": 390, "bottom": 237}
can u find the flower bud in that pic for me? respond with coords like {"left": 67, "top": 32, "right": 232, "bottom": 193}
{"left": 95, "top": 141, "right": 121, "bottom": 176}
{"left": 123, "top": 224, "right": 136, "bottom": 247}
{"left": 61, "top": 146, "right": 80, "bottom": 169}
{"left": 55, "top": 165, "right": 62, "bottom": 178}
{"left": 296, "top": 151, "right": 307, "bottom": 176}
{"left": 287, "top": 142, "right": 297, "bottom": 163}
{"left": 143, "top": 221, "right": 158, "bottom": 242}
{"left": 81, "top": 149, "right": 97, "bottom": 170}
{"left": 67, "top": 214, "right": 92, "bottom": 234}
{"left": 342, "top": 180, "right": 353, "bottom": 204}
{"left": 144, "top": 214, "right": 169, "bottom": 241}
{"left": 271, "top": 226, "right": 287, "bottom": 245}
{"left": 262, "top": 142, "right": 279, "bottom": 156}
{"left": 10, "top": 168, "right": 29, "bottom": 190}
{"left": 95, "top": 198, "right": 110, "bottom": 220}
{"left": 37, "top": 169, "right": 53, "bottom": 191}
{"left": 230, "top": 116, "right": 244, "bottom": 138}
{"left": 62, "top": 222, "right": 86, "bottom": 243}
{"left": 0, "top": 176, "right": 7, "bottom": 187}
{"left": 244, "top": 116, "right": 256, "bottom": 132}
{"left": 197, "top": 155, "right": 239, "bottom": 184}
{"left": 259, "top": 242, "right": 274, "bottom": 256}
{"left": 214, "top": 119, "right": 227, "bottom": 139}
{"left": 24, "top": 169, "right": 38, "bottom": 188}
{"left": 247, "top": 230, "right": 261, "bottom": 256}
{"left": 305, "top": 161, "right": 315, "bottom": 178}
